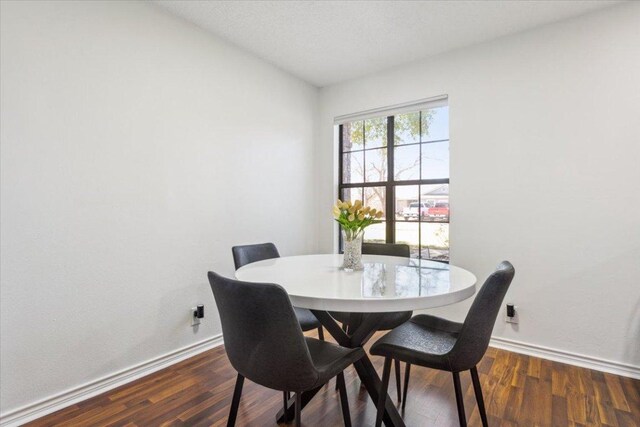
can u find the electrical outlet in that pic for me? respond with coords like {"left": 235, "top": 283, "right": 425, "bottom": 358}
{"left": 505, "top": 304, "right": 519, "bottom": 324}
{"left": 191, "top": 307, "right": 201, "bottom": 326}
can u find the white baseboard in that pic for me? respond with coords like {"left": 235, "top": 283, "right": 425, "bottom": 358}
{"left": 490, "top": 336, "right": 640, "bottom": 379}
{"left": 0, "top": 334, "right": 224, "bottom": 427}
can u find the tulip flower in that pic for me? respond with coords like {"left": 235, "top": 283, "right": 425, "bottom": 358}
{"left": 333, "top": 199, "right": 383, "bottom": 237}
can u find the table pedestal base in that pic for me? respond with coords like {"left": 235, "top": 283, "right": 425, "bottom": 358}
{"left": 276, "top": 311, "right": 405, "bottom": 427}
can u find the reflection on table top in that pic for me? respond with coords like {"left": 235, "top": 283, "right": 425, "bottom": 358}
{"left": 235, "top": 254, "right": 477, "bottom": 313}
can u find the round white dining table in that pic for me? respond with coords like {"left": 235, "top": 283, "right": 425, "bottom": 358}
{"left": 235, "top": 254, "right": 477, "bottom": 427}
{"left": 235, "top": 253, "right": 477, "bottom": 313}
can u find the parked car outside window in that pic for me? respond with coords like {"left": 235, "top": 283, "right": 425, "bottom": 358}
{"left": 427, "top": 202, "right": 449, "bottom": 221}
{"left": 403, "top": 202, "right": 430, "bottom": 221}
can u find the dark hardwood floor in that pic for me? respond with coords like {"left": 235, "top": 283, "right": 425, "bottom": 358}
{"left": 25, "top": 331, "right": 640, "bottom": 427}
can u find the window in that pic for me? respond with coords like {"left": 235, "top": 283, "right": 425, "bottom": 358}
{"left": 338, "top": 102, "right": 449, "bottom": 261}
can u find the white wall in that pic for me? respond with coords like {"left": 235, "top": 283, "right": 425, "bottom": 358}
{"left": 317, "top": 3, "right": 640, "bottom": 369}
{"left": 0, "top": 0, "right": 318, "bottom": 416}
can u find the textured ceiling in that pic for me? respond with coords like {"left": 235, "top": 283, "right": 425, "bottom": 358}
{"left": 154, "top": 0, "right": 621, "bottom": 87}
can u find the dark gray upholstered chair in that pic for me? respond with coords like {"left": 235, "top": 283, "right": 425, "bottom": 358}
{"left": 208, "top": 271, "right": 364, "bottom": 427}
{"left": 371, "top": 261, "right": 515, "bottom": 427}
{"left": 330, "top": 242, "right": 413, "bottom": 402}
{"left": 361, "top": 242, "right": 410, "bottom": 258}
{"left": 232, "top": 243, "right": 324, "bottom": 340}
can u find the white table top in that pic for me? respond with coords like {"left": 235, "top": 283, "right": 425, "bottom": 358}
{"left": 235, "top": 254, "right": 477, "bottom": 313}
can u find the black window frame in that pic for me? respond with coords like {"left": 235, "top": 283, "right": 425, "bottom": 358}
{"left": 338, "top": 111, "right": 450, "bottom": 261}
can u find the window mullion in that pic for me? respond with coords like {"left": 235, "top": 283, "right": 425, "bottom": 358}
{"left": 386, "top": 116, "right": 394, "bottom": 244}
{"left": 338, "top": 125, "right": 344, "bottom": 189}
{"left": 418, "top": 111, "right": 423, "bottom": 258}
{"left": 338, "top": 125, "right": 344, "bottom": 252}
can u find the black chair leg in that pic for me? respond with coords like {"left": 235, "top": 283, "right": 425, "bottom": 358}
{"left": 375, "top": 357, "right": 393, "bottom": 427}
{"left": 295, "top": 392, "right": 302, "bottom": 427}
{"left": 334, "top": 324, "right": 345, "bottom": 392}
{"left": 394, "top": 359, "right": 402, "bottom": 402}
{"left": 402, "top": 363, "right": 411, "bottom": 411}
{"left": 336, "top": 372, "right": 352, "bottom": 427}
{"left": 470, "top": 366, "right": 488, "bottom": 427}
{"left": 452, "top": 372, "right": 467, "bottom": 427}
{"left": 227, "top": 373, "right": 244, "bottom": 427}
{"left": 318, "top": 326, "right": 325, "bottom": 341}
{"left": 283, "top": 391, "right": 289, "bottom": 423}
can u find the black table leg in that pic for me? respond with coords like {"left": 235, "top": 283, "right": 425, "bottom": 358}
{"left": 276, "top": 311, "right": 405, "bottom": 426}
{"left": 311, "top": 310, "right": 406, "bottom": 427}
{"left": 352, "top": 353, "right": 405, "bottom": 426}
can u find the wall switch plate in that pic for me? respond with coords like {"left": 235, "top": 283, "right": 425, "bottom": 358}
{"left": 505, "top": 305, "right": 519, "bottom": 324}
{"left": 191, "top": 307, "right": 201, "bottom": 326}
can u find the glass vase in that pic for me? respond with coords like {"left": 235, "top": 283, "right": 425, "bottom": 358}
{"left": 342, "top": 230, "right": 364, "bottom": 271}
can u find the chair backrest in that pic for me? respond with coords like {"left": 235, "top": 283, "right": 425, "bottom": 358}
{"left": 362, "top": 242, "right": 410, "bottom": 258}
{"left": 207, "top": 271, "right": 319, "bottom": 391}
{"left": 232, "top": 242, "right": 280, "bottom": 270}
{"left": 362, "top": 243, "right": 413, "bottom": 323}
{"left": 448, "top": 261, "right": 515, "bottom": 371}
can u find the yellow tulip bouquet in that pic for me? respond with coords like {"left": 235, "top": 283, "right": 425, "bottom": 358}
{"left": 333, "top": 199, "right": 383, "bottom": 270}
{"left": 332, "top": 199, "right": 384, "bottom": 240}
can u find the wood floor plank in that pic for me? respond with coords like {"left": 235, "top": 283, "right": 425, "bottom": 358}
{"left": 567, "top": 390, "right": 589, "bottom": 425}
{"left": 616, "top": 409, "right": 640, "bottom": 427}
{"left": 527, "top": 355, "right": 542, "bottom": 379}
{"left": 619, "top": 376, "right": 640, "bottom": 420}
{"left": 552, "top": 366, "right": 569, "bottom": 397}
{"left": 101, "top": 400, "right": 154, "bottom": 427}
{"left": 519, "top": 376, "right": 552, "bottom": 427}
{"left": 510, "top": 353, "right": 528, "bottom": 388}
{"left": 23, "top": 331, "right": 640, "bottom": 427}
{"left": 593, "top": 379, "right": 620, "bottom": 427}
{"left": 502, "top": 384, "right": 524, "bottom": 423}
{"left": 552, "top": 394, "right": 570, "bottom": 427}
{"left": 604, "top": 373, "right": 632, "bottom": 412}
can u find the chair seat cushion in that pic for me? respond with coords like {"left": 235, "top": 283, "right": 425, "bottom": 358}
{"left": 294, "top": 307, "right": 321, "bottom": 331}
{"left": 369, "top": 314, "right": 463, "bottom": 371}
{"left": 305, "top": 337, "right": 364, "bottom": 387}
{"left": 329, "top": 311, "right": 412, "bottom": 331}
